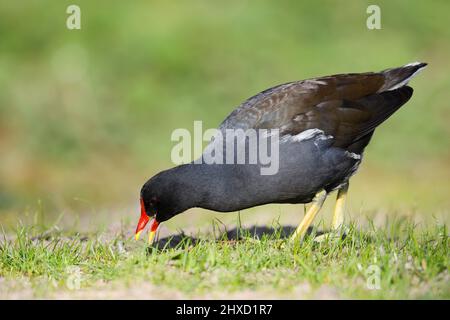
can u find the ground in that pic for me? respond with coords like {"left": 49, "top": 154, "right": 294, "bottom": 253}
{"left": 0, "top": 214, "right": 448, "bottom": 299}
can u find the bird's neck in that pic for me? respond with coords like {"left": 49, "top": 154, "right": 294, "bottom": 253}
{"left": 168, "top": 163, "right": 236, "bottom": 211}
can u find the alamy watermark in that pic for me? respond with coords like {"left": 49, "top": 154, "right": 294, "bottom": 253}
{"left": 171, "top": 121, "right": 280, "bottom": 175}
{"left": 366, "top": 5, "right": 381, "bottom": 30}
{"left": 66, "top": 5, "right": 81, "bottom": 30}
{"left": 358, "top": 263, "right": 381, "bottom": 290}
{"left": 65, "top": 265, "right": 83, "bottom": 290}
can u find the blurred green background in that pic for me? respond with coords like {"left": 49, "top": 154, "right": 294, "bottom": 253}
{"left": 0, "top": 1, "right": 449, "bottom": 229}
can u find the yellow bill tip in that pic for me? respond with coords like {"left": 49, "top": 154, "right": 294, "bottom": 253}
{"left": 135, "top": 230, "right": 142, "bottom": 241}
{"left": 148, "top": 230, "right": 156, "bottom": 244}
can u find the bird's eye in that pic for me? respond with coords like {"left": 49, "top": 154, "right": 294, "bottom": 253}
{"left": 149, "top": 196, "right": 159, "bottom": 209}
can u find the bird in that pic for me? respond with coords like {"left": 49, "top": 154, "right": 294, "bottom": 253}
{"left": 135, "top": 62, "right": 427, "bottom": 244}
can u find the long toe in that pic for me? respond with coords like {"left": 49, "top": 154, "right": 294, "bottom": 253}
{"left": 314, "top": 227, "right": 348, "bottom": 243}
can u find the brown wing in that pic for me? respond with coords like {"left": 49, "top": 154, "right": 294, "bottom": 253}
{"left": 280, "top": 84, "right": 413, "bottom": 148}
{"left": 219, "top": 66, "right": 419, "bottom": 150}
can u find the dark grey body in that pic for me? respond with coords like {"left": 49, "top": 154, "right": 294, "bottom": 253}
{"left": 141, "top": 62, "right": 426, "bottom": 223}
{"left": 160, "top": 131, "right": 359, "bottom": 213}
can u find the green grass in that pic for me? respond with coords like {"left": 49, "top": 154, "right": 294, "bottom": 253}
{"left": 1, "top": 218, "right": 448, "bottom": 299}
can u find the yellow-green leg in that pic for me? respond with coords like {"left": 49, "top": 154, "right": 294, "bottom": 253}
{"left": 331, "top": 182, "right": 348, "bottom": 230}
{"left": 290, "top": 190, "right": 327, "bottom": 241}
{"left": 315, "top": 183, "right": 348, "bottom": 242}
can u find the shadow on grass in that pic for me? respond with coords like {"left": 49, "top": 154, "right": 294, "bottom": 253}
{"left": 148, "top": 225, "right": 326, "bottom": 251}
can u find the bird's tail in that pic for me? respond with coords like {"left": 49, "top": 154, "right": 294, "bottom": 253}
{"left": 378, "top": 62, "right": 427, "bottom": 92}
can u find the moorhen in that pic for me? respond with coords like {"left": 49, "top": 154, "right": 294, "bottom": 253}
{"left": 135, "top": 62, "right": 427, "bottom": 243}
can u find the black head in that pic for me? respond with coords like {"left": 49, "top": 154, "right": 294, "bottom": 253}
{"left": 135, "top": 168, "right": 188, "bottom": 243}
{"left": 135, "top": 165, "right": 204, "bottom": 242}
{"left": 139, "top": 166, "right": 197, "bottom": 223}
